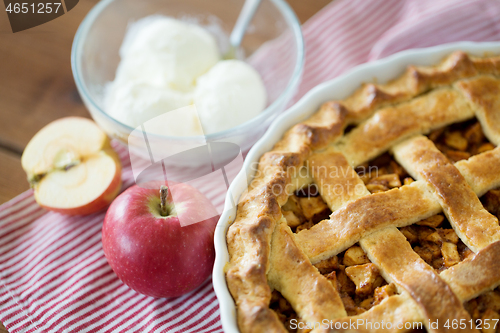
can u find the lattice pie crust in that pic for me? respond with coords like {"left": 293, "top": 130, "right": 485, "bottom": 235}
{"left": 226, "top": 51, "right": 500, "bottom": 333}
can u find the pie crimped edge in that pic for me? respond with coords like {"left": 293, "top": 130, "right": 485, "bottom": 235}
{"left": 212, "top": 42, "right": 500, "bottom": 333}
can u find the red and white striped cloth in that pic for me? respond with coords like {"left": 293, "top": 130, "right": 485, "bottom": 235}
{"left": 1, "top": 0, "right": 500, "bottom": 331}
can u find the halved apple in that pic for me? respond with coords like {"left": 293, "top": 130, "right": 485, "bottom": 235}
{"left": 21, "top": 117, "right": 122, "bottom": 215}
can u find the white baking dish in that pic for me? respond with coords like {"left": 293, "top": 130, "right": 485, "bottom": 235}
{"left": 212, "top": 41, "right": 500, "bottom": 333}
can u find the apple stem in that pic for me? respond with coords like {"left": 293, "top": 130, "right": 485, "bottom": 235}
{"left": 160, "top": 185, "right": 169, "bottom": 217}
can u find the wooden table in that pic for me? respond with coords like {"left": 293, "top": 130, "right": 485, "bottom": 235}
{"left": 0, "top": 0, "right": 331, "bottom": 331}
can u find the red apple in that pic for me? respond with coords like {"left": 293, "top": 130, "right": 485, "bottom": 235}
{"left": 21, "top": 117, "right": 122, "bottom": 215}
{"left": 102, "top": 181, "right": 219, "bottom": 298}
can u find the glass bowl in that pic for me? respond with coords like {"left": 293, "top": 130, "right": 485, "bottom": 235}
{"left": 71, "top": 0, "right": 304, "bottom": 164}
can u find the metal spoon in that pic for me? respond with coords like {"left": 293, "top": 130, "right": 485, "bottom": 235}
{"left": 224, "top": 0, "right": 262, "bottom": 59}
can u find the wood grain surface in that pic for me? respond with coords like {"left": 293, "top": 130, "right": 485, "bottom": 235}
{"left": 0, "top": 0, "right": 331, "bottom": 331}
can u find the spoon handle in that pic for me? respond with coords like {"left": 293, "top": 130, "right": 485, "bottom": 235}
{"left": 229, "top": 0, "right": 263, "bottom": 48}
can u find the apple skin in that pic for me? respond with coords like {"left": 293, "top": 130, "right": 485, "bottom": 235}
{"left": 102, "top": 181, "right": 219, "bottom": 298}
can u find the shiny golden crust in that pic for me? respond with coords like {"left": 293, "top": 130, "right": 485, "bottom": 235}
{"left": 455, "top": 146, "right": 500, "bottom": 196}
{"left": 226, "top": 202, "right": 282, "bottom": 331}
{"left": 343, "top": 51, "right": 496, "bottom": 123}
{"left": 342, "top": 82, "right": 414, "bottom": 123}
{"left": 337, "top": 88, "right": 474, "bottom": 167}
{"left": 412, "top": 51, "right": 478, "bottom": 88}
{"left": 226, "top": 167, "right": 292, "bottom": 331}
{"left": 470, "top": 54, "right": 500, "bottom": 76}
{"left": 392, "top": 136, "right": 500, "bottom": 252}
{"left": 360, "top": 227, "right": 477, "bottom": 333}
{"left": 308, "top": 151, "right": 369, "bottom": 211}
{"left": 226, "top": 51, "right": 500, "bottom": 333}
{"left": 268, "top": 219, "right": 346, "bottom": 329}
{"left": 332, "top": 238, "right": 500, "bottom": 333}
{"left": 330, "top": 242, "right": 500, "bottom": 333}
{"left": 270, "top": 101, "right": 346, "bottom": 157}
{"left": 440, "top": 240, "right": 500, "bottom": 302}
{"left": 298, "top": 101, "right": 347, "bottom": 150}
{"left": 455, "top": 75, "right": 500, "bottom": 145}
{"left": 227, "top": 100, "right": 345, "bottom": 332}
{"left": 331, "top": 294, "right": 423, "bottom": 333}
{"left": 296, "top": 181, "right": 441, "bottom": 263}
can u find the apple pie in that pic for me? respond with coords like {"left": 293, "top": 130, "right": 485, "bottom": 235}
{"left": 226, "top": 51, "right": 500, "bottom": 333}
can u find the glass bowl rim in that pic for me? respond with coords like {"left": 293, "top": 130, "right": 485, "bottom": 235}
{"left": 70, "top": 0, "right": 305, "bottom": 142}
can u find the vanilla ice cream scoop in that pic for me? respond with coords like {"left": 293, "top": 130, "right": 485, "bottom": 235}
{"left": 105, "top": 82, "right": 195, "bottom": 134}
{"left": 105, "top": 16, "right": 219, "bottom": 131}
{"left": 118, "top": 16, "right": 220, "bottom": 92}
{"left": 194, "top": 60, "right": 267, "bottom": 134}
{"left": 105, "top": 16, "right": 267, "bottom": 137}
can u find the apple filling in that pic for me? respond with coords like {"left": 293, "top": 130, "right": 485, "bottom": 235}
{"left": 400, "top": 216, "right": 473, "bottom": 272}
{"left": 270, "top": 290, "right": 299, "bottom": 332}
{"left": 271, "top": 250, "right": 398, "bottom": 332}
{"left": 355, "top": 152, "right": 414, "bottom": 194}
{"left": 482, "top": 189, "right": 500, "bottom": 221}
{"left": 360, "top": 118, "right": 500, "bottom": 272}
{"left": 359, "top": 151, "right": 472, "bottom": 273}
{"left": 274, "top": 118, "right": 498, "bottom": 330}
{"left": 429, "top": 119, "right": 496, "bottom": 163}
{"left": 465, "top": 287, "right": 500, "bottom": 331}
{"left": 464, "top": 188, "right": 500, "bottom": 327}
{"left": 314, "top": 245, "right": 396, "bottom": 316}
{"left": 462, "top": 188, "right": 500, "bottom": 331}
{"left": 279, "top": 190, "right": 395, "bottom": 327}
{"left": 282, "top": 185, "right": 332, "bottom": 233}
